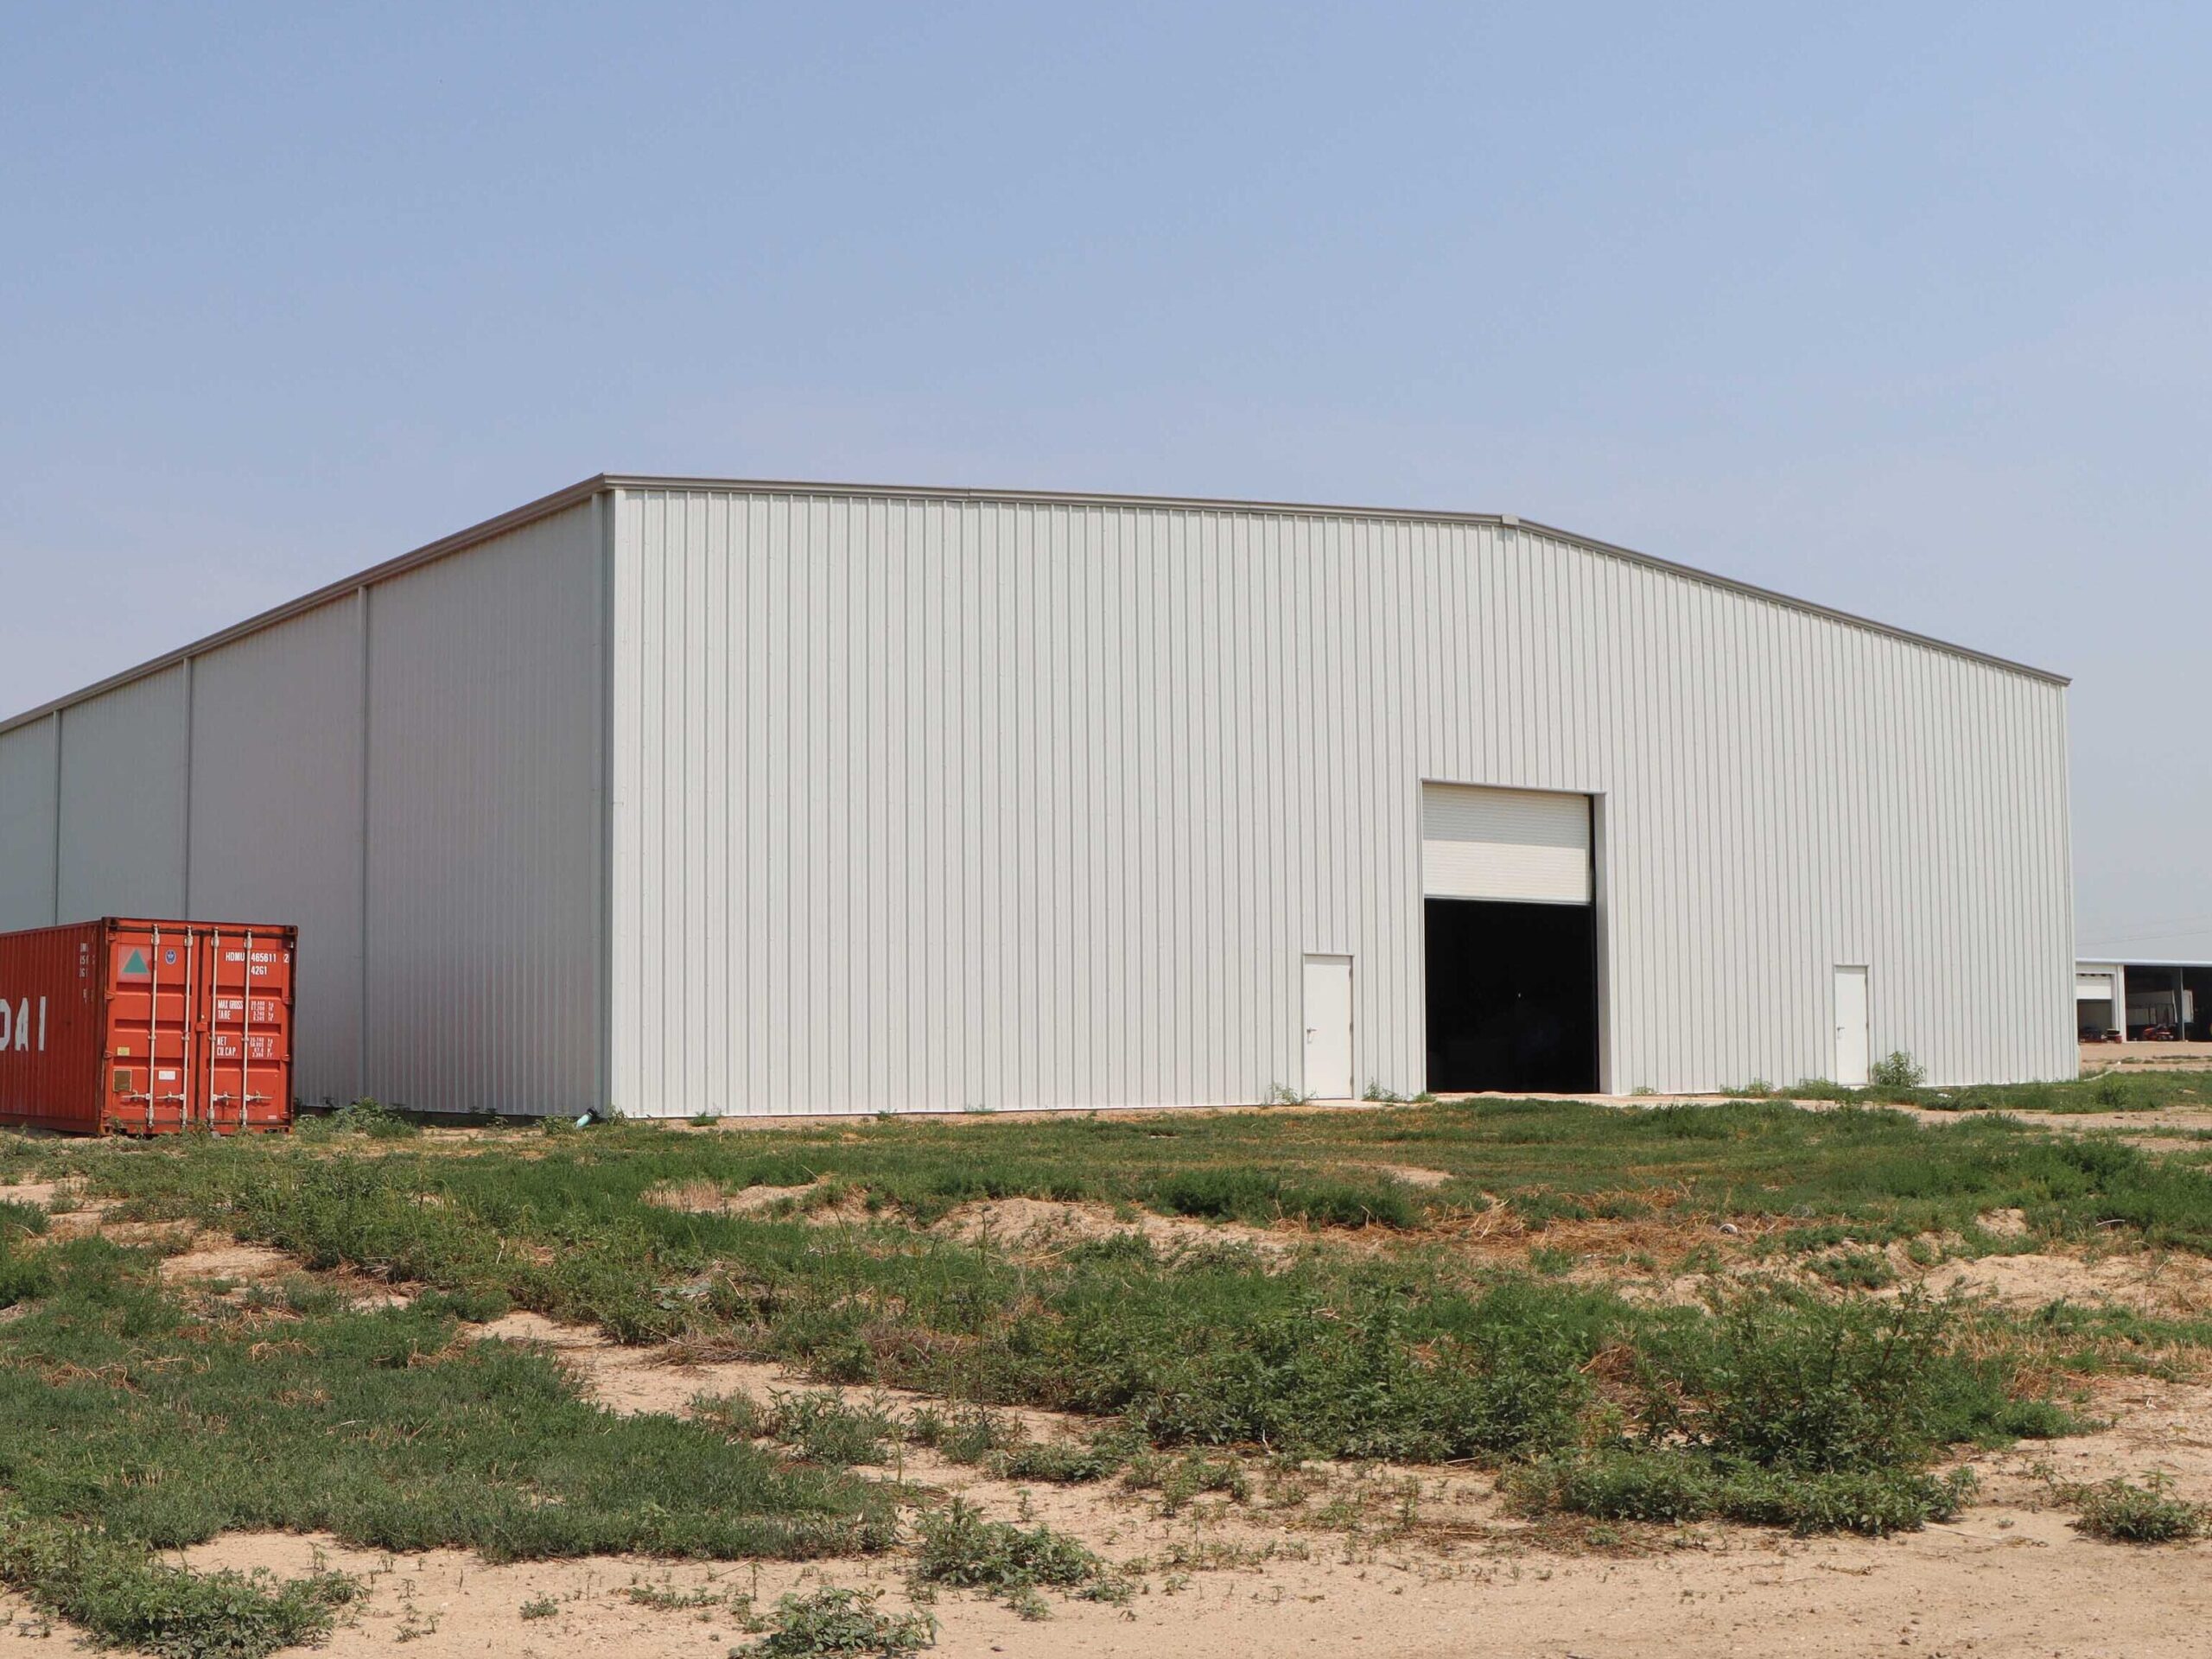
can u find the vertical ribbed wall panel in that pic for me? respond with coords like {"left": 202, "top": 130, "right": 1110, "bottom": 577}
{"left": 0, "top": 715, "right": 58, "bottom": 931}
{"left": 187, "top": 597, "right": 365, "bottom": 1106}
{"left": 365, "top": 503, "right": 603, "bottom": 1115}
{"left": 609, "top": 489, "right": 2075, "bottom": 1115}
{"left": 55, "top": 665, "right": 188, "bottom": 922}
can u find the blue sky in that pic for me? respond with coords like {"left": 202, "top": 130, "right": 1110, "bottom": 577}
{"left": 3, "top": 3, "right": 2207, "bottom": 955}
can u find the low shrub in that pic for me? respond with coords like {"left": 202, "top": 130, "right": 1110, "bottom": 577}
{"left": 901, "top": 1405, "right": 1019, "bottom": 1464}
{"left": 310, "top": 1098, "right": 419, "bottom": 1140}
{"left": 1121, "top": 1449, "right": 1250, "bottom": 1510}
{"left": 1868, "top": 1051, "right": 1927, "bottom": 1093}
{"left": 1502, "top": 1284, "right": 2063, "bottom": 1536}
{"left": 737, "top": 1586, "right": 936, "bottom": 1657}
{"left": 1809, "top": 1249, "right": 1897, "bottom": 1291}
{"left": 911, "top": 1500, "right": 1123, "bottom": 1611}
{"left": 0, "top": 1515, "right": 360, "bottom": 1659}
{"left": 2070, "top": 1476, "right": 2207, "bottom": 1543}
{"left": 991, "top": 1433, "right": 1131, "bottom": 1484}
{"left": 1631, "top": 1289, "right": 2045, "bottom": 1473}
{"left": 411, "top": 1287, "right": 511, "bottom": 1324}
{"left": 766, "top": 1391, "right": 899, "bottom": 1467}
{"left": 1509, "top": 1450, "right": 1975, "bottom": 1536}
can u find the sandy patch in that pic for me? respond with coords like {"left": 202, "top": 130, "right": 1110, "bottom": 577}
{"left": 2081, "top": 1042, "right": 2212, "bottom": 1071}
{"left": 474, "top": 1310, "right": 790, "bottom": 1418}
{"left": 0, "top": 1181, "right": 71, "bottom": 1209}
{"left": 1372, "top": 1163, "right": 1453, "bottom": 1188}
{"left": 147, "top": 1231, "right": 414, "bottom": 1310}
{"left": 1923, "top": 1248, "right": 2212, "bottom": 1317}
{"left": 931, "top": 1196, "right": 1291, "bottom": 1262}
{"left": 157, "top": 1239, "right": 300, "bottom": 1287}
{"left": 1881, "top": 1103, "right": 2212, "bottom": 1139}
{"left": 1975, "top": 1376, "right": 2212, "bottom": 1506}
{"left": 641, "top": 1177, "right": 825, "bottom": 1217}
{"left": 1435, "top": 1195, "right": 1738, "bottom": 1267}
{"left": 0, "top": 1179, "right": 119, "bottom": 1238}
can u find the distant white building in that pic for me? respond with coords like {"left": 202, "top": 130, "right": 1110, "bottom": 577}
{"left": 0, "top": 476, "right": 2077, "bottom": 1115}
{"left": 2075, "top": 960, "right": 2209, "bottom": 1041}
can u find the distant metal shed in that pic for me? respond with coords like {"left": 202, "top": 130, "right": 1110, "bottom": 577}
{"left": 0, "top": 477, "right": 2077, "bottom": 1114}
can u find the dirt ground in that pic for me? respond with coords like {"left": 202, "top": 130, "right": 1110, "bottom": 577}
{"left": 2080, "top": 1041, "right": 2212, "bottom": 1071}
{"left": 5, "top": 1444, "right": 2209, "bottom": 1656}
{"left": 0, "top": 1506, "right": 2169, "bottom": 1659}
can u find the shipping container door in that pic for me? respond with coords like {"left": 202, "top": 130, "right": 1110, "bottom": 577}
{"left": 201, "top": 930, "right": 293, "bottom": 1131}
{"left": 109, "top": 925, "right": 198, "bottom": 1134}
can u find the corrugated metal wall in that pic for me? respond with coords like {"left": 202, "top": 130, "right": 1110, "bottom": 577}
{"left": 187, "top": 597, "right": 365, "bottom": 1104}
{"left": 0, "top": 501, "right": 606, "bottom": 1116}
{"left": 0, "top": 715, "right": 58, "bottom": 930}
{"left": 56, "top": 665, "right": 189, "bottom": 921}
{"left": 609, "top": 487, "right": 2075, "bottom": 1113}
{"left": 360, "top": 504, "right": 605, "bottom": 1115}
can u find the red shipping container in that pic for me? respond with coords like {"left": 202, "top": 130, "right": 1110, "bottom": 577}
{"left": 0, "top": 918, "right": 296, "bottom": 1135}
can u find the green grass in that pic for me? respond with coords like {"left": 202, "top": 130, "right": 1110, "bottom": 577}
{"left": 25, "top": 1103, "right": 2209, "bottom": 1465}
{"left": 0, "top": 1236, "right": 890, "bottom": 1560}
{"left": 63, "top": 1090, "right": 2212, "bottom": 1264}
{"left": 0, "top": 1232, "right": 892, "bottom": 1656}
{"left": 1916, "top": 1070, "right": 2211, "bottom": 1114}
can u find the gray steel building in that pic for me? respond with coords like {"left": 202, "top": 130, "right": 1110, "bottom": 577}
{"left": 0, "top": 476, "right": 2077, "bottom": 1116}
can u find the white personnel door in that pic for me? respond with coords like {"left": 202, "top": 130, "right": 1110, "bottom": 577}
{"left": 1834, "top": 965, "right": 1870, "bottom": 1086}
{"left": 1303, "top": 955, "right": 1354, "bottom": 1100}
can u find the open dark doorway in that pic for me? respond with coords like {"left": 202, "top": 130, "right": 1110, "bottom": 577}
{"left": 1425, "top": 899, "right": 1598, "bottom": 1093}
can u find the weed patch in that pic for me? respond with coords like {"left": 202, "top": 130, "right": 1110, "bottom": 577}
{"left": 0, "top": 1515, "right": 360, "bottom": 1659}
{"left": 1508, "top": 1289, "right": 2065, "bottom": 1535}
{"left": 2069, "top": 1475, "right": 2208, "bottom": 1543}
{"left": 738, "top": 1586, "right": 933, "bottom": 1657}
{"left": 298, "top": 1098, "right": 418, "bottom": 1140}
{"left": 911, "top": 1499, "right": 1124, "bottom": 1612}
{"left": 766, "top": 1390, "right": 900, "bottom": 1467}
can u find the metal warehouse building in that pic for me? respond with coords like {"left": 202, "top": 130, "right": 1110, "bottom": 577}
{"left": 0, "top": 476, "right": 2077, "bottom": 1116}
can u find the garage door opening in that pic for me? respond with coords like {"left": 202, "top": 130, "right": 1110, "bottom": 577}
{"left": 1425, "top": 899, "right": 1597, "bottom": 1093}
{"left": 1420, "top": 782, "right": 1598, "bottom": 1095}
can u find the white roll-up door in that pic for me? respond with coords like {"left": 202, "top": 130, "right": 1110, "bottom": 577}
{"left": 1421, "top": 784, "right": 1591, "bottom": 904}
